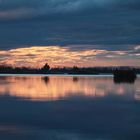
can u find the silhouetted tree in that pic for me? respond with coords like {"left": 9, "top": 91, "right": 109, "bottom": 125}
{"left": 72, "top": 66, "right": 80, "bottom": 74}
{"left": 41, "top": 63, "right": 50, "bottom": 72}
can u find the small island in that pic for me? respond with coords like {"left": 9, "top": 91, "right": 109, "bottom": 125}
{"left": 113, "top": 69, "right": 137, "bottom": 83}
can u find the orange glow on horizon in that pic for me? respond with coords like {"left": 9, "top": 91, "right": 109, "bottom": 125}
{"left": 0, "top": 46, "right": 139, "bottom": 68}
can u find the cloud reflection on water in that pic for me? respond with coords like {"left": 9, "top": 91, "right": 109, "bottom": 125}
{"left": 0, "top": 76, "right": 139, "bottom": 140}
{"left": 0, "top": 76, "right": 139, "bottom": 101}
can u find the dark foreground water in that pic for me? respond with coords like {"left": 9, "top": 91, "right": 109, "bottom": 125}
{"left": 0, "top": 75, "right": 140, "bottom": 140}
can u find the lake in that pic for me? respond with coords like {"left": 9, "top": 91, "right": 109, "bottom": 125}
{"left": 0, "top": 75, "right": 140, "bottom": 140}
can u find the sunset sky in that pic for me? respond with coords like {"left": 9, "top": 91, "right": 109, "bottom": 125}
{"left": 0, "top": 0, "right": 140, "bottom": 67}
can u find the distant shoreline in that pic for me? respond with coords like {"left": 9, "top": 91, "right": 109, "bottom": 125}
{"left": 0, "top": 73, "right": 140, "bottom": 77}
{"left": 0, "top": 73, "right": 113, "bottom": 77}
{"left": 0, "top": 65, "right": 140, "bottom": 75}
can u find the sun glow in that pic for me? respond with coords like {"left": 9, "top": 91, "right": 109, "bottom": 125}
{"left": 0, "top": 46, "right": 139, "bottom": 68}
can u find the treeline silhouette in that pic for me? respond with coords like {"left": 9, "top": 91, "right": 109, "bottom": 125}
{"left": 0, "top": 63, "right": 140, "bottom": 75}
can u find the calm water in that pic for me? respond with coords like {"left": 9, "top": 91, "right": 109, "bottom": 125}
{"left": 0, "top": 75, "right": 140, "bottom": 140}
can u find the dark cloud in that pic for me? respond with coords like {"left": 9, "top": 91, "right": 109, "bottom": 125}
{"left": 0, "top": 0, "right": 140, "bottom": 50}
{"left": 0, "top": 0, "right": 139, "bottom": 18}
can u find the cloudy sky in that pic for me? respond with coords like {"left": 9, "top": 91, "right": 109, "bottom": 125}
{"left": 0, "top": 0, "right": 140, "bottom": 67}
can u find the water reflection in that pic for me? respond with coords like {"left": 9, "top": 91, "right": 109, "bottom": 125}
{"left": 0, "top": 75, "right": 139, "bottom": 101}
{"left": 0, "top": 75, "right": 140, "bottom": 139}
{"left": 113, "top": 75, "right": 137, "bottom": 84}
{"left": 73, "top": 77, "right": 79, "bottom": 82}
{"left": 42, "top": 76, "right": 50, "bottom": 85}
